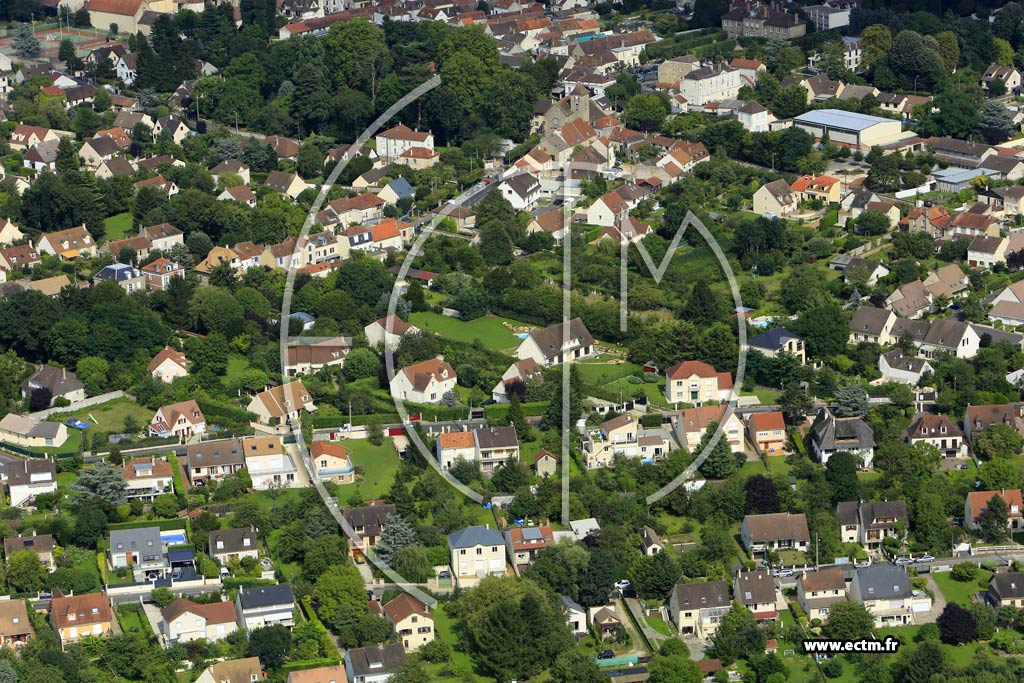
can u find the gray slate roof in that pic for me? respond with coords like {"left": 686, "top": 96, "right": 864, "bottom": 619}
{"left": 448, "top": 525, "right": 504, "bottom": 549}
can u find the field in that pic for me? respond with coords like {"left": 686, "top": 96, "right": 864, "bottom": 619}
{"left": 333, "top": 438, "right": 401, "bottom": 502}
{"left": 409, "top": 312, "right": 528, "bottom": 353}
{"left": 223, "top": 354, "right": 251, "bottom": 387}
{"left": 103, "top": 212, "right": 134, "bottom": 241}
{"left": 0, "top": 25, "right": 118, "bottom": 60}
{"left": 931, "top": 568, "right": 992, "bottom": 606}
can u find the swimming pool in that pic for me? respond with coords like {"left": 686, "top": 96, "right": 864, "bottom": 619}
{"left": 161, "top": 530, "right": 187, "bottom": 546}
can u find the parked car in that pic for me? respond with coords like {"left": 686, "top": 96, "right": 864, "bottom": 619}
{"left": 772, "top": 568, "right": 794, "bottom": 578}
{"left": 915, "top": 555, "right": 935, "bottom": 564}
{"left": 894, "top": 557, "right": 914, "bottom": 566}
{"left": 171, "top": 568, "right": 182, "bottom": 580}
{"left": 614, "top": 579, "right": 632, "bottom": 590}
{"left": 598, "top": 650, "right": 615, "bottom": 660}
{"left": 854, "top": 559, "right": 872, "bottom": 568}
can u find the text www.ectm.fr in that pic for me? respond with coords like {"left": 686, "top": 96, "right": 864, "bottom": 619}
{"left": 802, "top": 637, "right": 900, "bottom": 654}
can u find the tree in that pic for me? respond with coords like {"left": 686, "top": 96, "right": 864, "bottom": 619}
{"left": 833, "top": 382, "right": 867, "bottom": 417}
{"left": 314, "top": 564, "right": 367, "bottom": 624}
{"left": 76, "top": 356, "right": 110, "bottom": 394}
{"left": 745, "top": 475, "right": 780, "bottom": 515}
{"left": 779, "top": 382, "right": 813, "bottom": 425}
{"left": 866, "top": 152, "right": 901, "bottom": 192}
{"left": 550, "top": 650, "right": 608, "bottom": 683}
{"left": 374, "top": 514, "right": 416, "bottom": 566}
{"left": 6, "top": 550, "right": 45, "bottom": 593}
{"left": 648, "top": 654, "right": 702, "bottom": 683}
{"left": 697, "top": 422, "right": 742, "bottom": 479}
{"left": 28, "top": 387, "right": 53, "bottom": 412}
{"left": 980, "top": 101, "right": 1015, "bottom": 145}
{"left": 978, "top": 494, "right": 1010, "bottom": 542}
{"left": 974, "top": 423, "right": 1024, "bottom": 460}
{"left": 70, "top": 462, "right": 127, "bottom": 506}
{"left": 12, "top": 24, "right": 40, "bottom": 59}
{"left": 151, "top": 587, "right": 175, "bottom": 608}
{"left": 459, "top": 576, "right": 574, "bottom": 681}
{"left": 247, "top": 624, "right": 292, "bottom": 668}
{"left": 859, "top": 25, "right": 892, "bottom": 71}
{"left": 852, "top": 210, "right": 891, "bottom": 236}
{"left": 682, "top": 279, "right": 721, "bottom": 326}
{"left": 822, "top": 601, "right": 875, "bottom": 641}
{"left": 936, "top": 603, "right": 976, "bottom": 645}
{"left": 791, "top": 303, "right": 847, "bottom": 358}
{"left": 72, "top": 504, "right": 109, "bottom": 547}
{"left": 824, "top": 452, "right": 860, "bottom": 503}
{"left": 886, "top": 30, "right": 944, "bottom": 91}
{"left": 712, "top": 602, "right": 764, "bottom": 664}
{"left": 623, "top": 93, "right": 669, "bottom": 132}
{"left": 479, "top": 222, "right": 513, "bottom": 266}
{"left": 630, "top": 550, "right": 679, "bottom": 599}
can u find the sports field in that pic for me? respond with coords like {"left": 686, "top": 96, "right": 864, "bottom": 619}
{"left": 0, "top": 25, "right": 124, "bottom": 61}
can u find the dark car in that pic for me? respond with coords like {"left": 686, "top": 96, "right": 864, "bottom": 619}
{"left": 598, "top": 650, "right": 615, "bottom": 660}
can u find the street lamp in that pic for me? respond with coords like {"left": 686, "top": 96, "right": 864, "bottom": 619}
{"left": 913, "top": 75, "right": 920, "bottom": 97}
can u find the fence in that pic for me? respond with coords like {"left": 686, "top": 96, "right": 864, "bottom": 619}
{"left": 28, "top": 391, "right": 130, "bottom": 420}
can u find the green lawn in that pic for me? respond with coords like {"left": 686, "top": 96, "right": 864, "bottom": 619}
{"left": 333, "top": 438, "right": 400, "bottom": 502}
{"left": 576, "top": 361, "right": 642, "bottom": 386}
{"left": 103, "top": 213, "right": 134, "bottom": 242}
{"left": 51, "top": 398, "right": 154, "bottom": 435}
{"left": 116, "top": 605, "right": 146, "bottom": 636}
{"left": 425, "top": 603, "right": 488, "bottom": 682}
{"left": 223, "top": 354, "right": 251, "bottom": 387}
{"left": 931, "top": 569, "right": 992, "bottom": 606}
{"left": 409, "top": 312, "right": 528, "bottom": 353}
{"left": 645, "top": 614, "right": 672, "bottom": 636}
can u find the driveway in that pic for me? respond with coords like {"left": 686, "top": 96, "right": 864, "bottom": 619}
{"left": 681, "top": 635, "right": 707, "bottom": 660}
{"left": 613, "top": 598, "right": 651, "bottom": 657}
{"left": 919, "top": 575, "right": 947, "bottom": 624}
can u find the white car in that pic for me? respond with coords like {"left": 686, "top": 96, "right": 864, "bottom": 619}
{"left": 614, "top": 579, "right": 632, "bottom": 590}
{"left": 894, "top": 557, "right": 914, "bottom": 566}
{"left": 772, "top": 568, "right": 794, "bottom": 578}
{"left": 854, "top": 559, "right": 872, "bottom": 568}
{"left": 915, "top": 555, "right": 935, "bottom": 564}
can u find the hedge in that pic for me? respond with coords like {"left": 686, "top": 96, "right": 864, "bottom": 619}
{"left": 108, "top": 518, "right": 187, "bottom": 531}
{"left": 196, "top": 398, "right": 257, "bottom": 426}
{"left": 222, "top": 577, "right": 278, "bottom": 589}
{"left": 281, "top": 658, "right": 341, "bottom": 672}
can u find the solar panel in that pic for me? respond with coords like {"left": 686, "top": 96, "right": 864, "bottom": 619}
{"left": 522, "top": 527, "right": 543, "bottom": 541}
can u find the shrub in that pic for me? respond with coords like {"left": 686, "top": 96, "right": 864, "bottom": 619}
{"left": 822, "top": 658, "right": 843, "bottom": 678}
{"left": 951, "top": 562, "right": 979, "bottom": 582}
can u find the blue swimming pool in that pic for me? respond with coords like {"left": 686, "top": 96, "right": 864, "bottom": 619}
{"left": 161, "top": 531, "right": 187, "bottom": 545}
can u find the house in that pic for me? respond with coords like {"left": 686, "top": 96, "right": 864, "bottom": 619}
{"left": 4, "top": 533, "right": 54, "bottom": 576}
{"left": 809, "top": 407, "right": 875, "bottom": 468}
{"left": 196, "top": 658, "right": 265, "bottom": 683}
{"left": 235, "top": 584, "right": 295, "bottom": 631}
{"left": 968, "top": 235, "right": 1008, "bottom": 269}
{"left": 264, "top": 171, "right": 309, "bottom": 199}
{"left": 8, "top": 125, "right": 57, "bottom": 151}
{"left": 210, "top": 160, "right": 252, "bottom": 185}
{"left": 673, "top": 403, "right": 745, "bottom": 452}
{"left": 97, "top": 157, "right": 135, "bottom": 179}
{"left": 108, "top": 527, "right": 167, "bottom": 581}
{"left": 160, "top": 599, "right": 238, "bottom": 646}
{"left": 121, "top": 457, "right": 174, "bottom": 501}
{"left": 0, "top": 599, "right": 34, "bottom": 648}
{"left": 219, "top": 184, "right": 255, "bottom": 207}
{"left": 736, "top": 101, "right": 771, "bottom": 132}
{"left": 242, "top": 435, "right": 297, "bottom": 489}
{"left": 491, "top": 358, "right": 543, "bottom": 403}
{"left": 885, "top": 280, "right": 933, "bottom": 319}
{"left": 342, "top": 503, "right": 396, "bottom": 562}
{"left": 398, "top": 146, "right": 439, "bottom": 169}
{"left": 345, "top": 643, "right": 405, "bottom": 683}
{"left": 746, "top": 411, "right": 787, "bottom": 456}
{"left": 746, "top": 328, "right": 804, "bottom": 363}
{"left": 209, "top": 527, "right": 260, "bottom": 565}
{"left": 849, "top": 566, "right": 919, "bottom": 627}
{"left": 449, "top": 525, "right": 506, "bottom": 587}
{"left": 668, "top": 579, "right": 732, "bottom": 638}
{"left": 135, "top": 175, "right": 179, "bottom": 196}
{"left": 790, "top": 175, "right": 842, "bottom": 204}
{"left": 377, "top": 595, "right": 434, "bottom": 654}
{"left": 829, "top": 255, "right": 890, "bottom": 286}
{"left": 310, "top": 442, "right": 354, "bottom": 484}
{"left": 797, "top": 570, "right": 847, "bottom": 622}
{"left": 154, "top": 116, "right": 190, "bottom": 144}
{"left": 505, "top": 525, "right": 554, "bottom": 573}
{"left": 516, "top": 318, "right": 595, "bottom": 367}
{"left": 37, "top": 226, "right": 97, "bottom": 260}
{"left": 964, "top": 404, "right": 1024, "bottom": 445}
{"left": 94, "top": 263, "right": 145, "bottom": 293}
{"left": 142, "top": 258, "right": 185, "bottom": 291}
{"left": 0, "top": 415, "right": 68, "bottom": 452}
{"left": 375, "top": 124, "right": 434, "bottom": 161}
{"left": 982, "top": 64, "right": 1022, "bottom": 93}
{"left": 734, "top": 570, "right": 778, "bottom": 622}
{"left": 78, "top": 136, "right": 120, "bottom": 168}
{"left": 247, "top": 381, "right": 315, "bottom": 426}
{"left": 149, "top": 346, "right": 189, "bottom": 383}
{"left": 585, "top": 604, "right": 622, "bottom": 639}
{"left": 641, "top": 526, "right": 664, "bottom": 556}
{"left": 678, "top": 65, "right": 742, "bottom": 107}
{"left": 23, "top": 139, "right": 60, "bottom": 173}
{"left": 561, "top": 595, "right": 588, "bottom": 638}
{"left": 0, "top": 243, "right": 40, "bottom": 272}
{"left": 848, "top": 306, "right": 897, "bottom": 345}
{"left": 141, "top": 223, "right": 185, "bottom": 251}
{"left": 390, "top": 357, "right": 458, "bottom": 405}
{"left": 474, "top": 426, "right": 520, "bottom": 474}
{"left": 534, "top": 449, "right": 557, "bottom": 478}
{"left": 837, "top": 500, "right": 909, "bottom": 548}
{"left": 988, "top": 572, "right": 1024, "bottom": 608}
{"left": 5, "top": 458, "right": 57, "bottom": 507}
{"left": 377, "top": 178, "right": 415, "bottom": 206}
{"left": 990, "top": 280, "right": 1024, "bottom": 326}
{"left": 965, "top": 489, "right": 1023, "bottom": 532}
{"left": 753, "top": 179, "right": 798, "bottom": 217}
{"left": 50, "top": 591, "right": 112, "bottom": 650}
{"left": 498, "top": 174, "right": 542, "bottom": 211}
{"left": 102, "top": 235, "right": 153, "bottom": 261}
{"left": 741, "top": 513, "right": 810, "bottom": 555}
{"left": 284, "top": 337, "right": 351, "bottom": 377}
{"left": 904, "top": 414, "right": 964, "bottom": 459}
{"left": 663, "top": 360, "right": 734, "bottom": 406}
{"left": 149, "top": 400, "right": 206, "bottom": 440}
{"left": 184, "top": 439, "right": 245, "bottom": 486}
{"left": 21, "top": 366, "right": 86, "bottom": 406}
{"left": 286, "top": 664, "right": 349, "bottom": 683}
{"left": 581, "top": 413, "right": 640, "bottom": 469}
{"left": 721, "top": 1, "right": 806, "bottom": 39}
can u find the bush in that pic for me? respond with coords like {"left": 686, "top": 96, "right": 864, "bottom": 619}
{"left": 951, "top": 562, "right": 979, "bottom": 582}
{"left": 822, "top": 658, "right": 843, "bottom": 678}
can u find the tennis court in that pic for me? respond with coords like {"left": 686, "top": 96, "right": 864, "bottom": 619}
{"left": 0, "top": 26, "right": 124, "bottom": 60}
